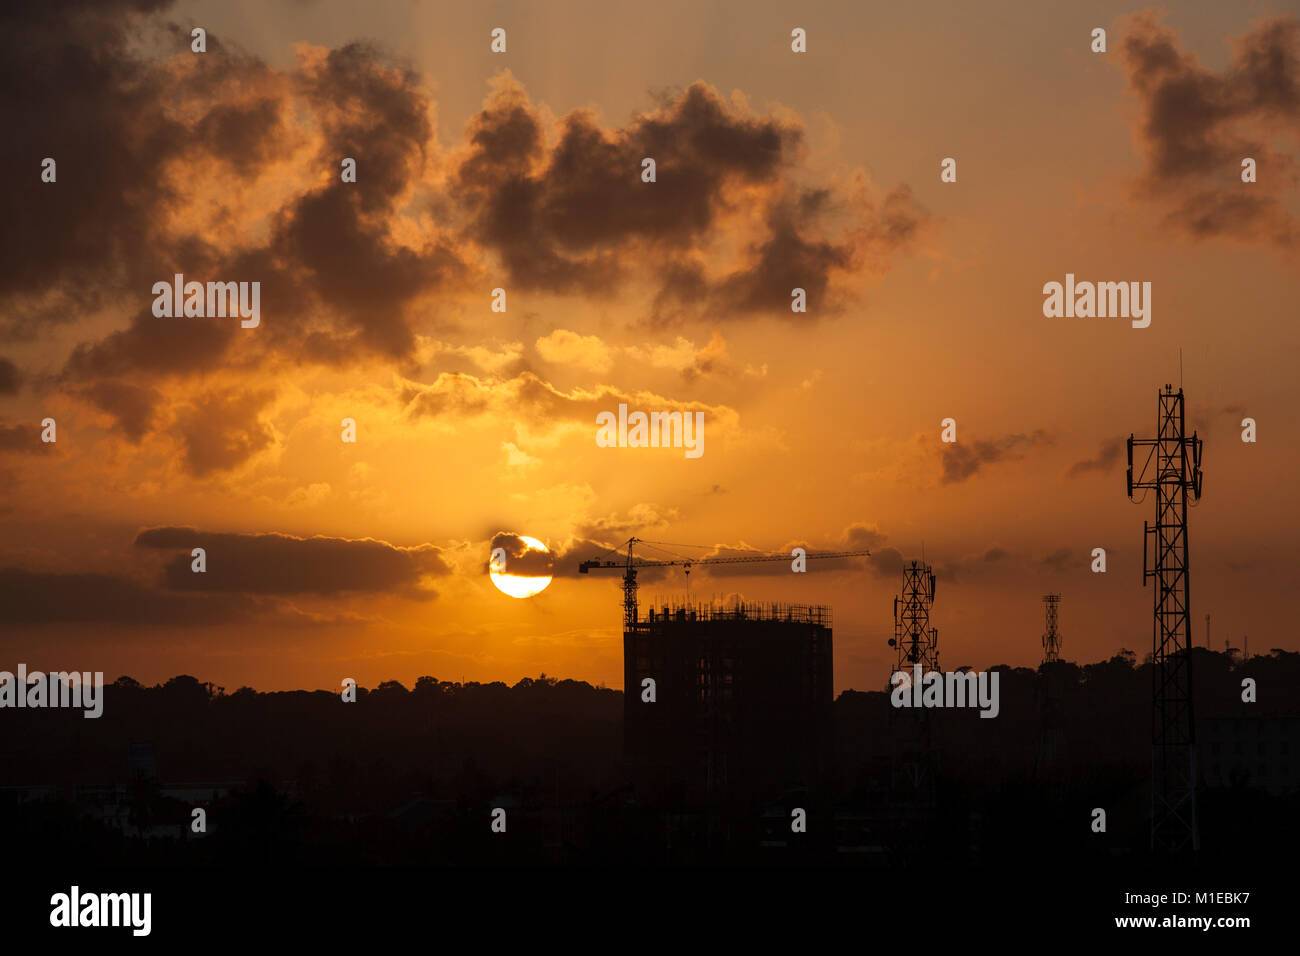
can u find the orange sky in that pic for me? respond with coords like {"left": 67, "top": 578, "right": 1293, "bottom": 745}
{"left": 1, "top": 0, "right": 1297, "bottom": 694}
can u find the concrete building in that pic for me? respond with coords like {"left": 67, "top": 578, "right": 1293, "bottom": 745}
{"left": 1200, "top": 715, "right": 1299, "bottom": 796}
{"left": 623, "top": 600, "right": 833, "bottom": 800}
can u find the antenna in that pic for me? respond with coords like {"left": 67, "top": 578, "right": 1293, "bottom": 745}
{"left": 1042, "top": 594, "right": 1062, "bottom": 663}
{"left": 891, "top": 559, "right": 939, "bottom": 675}
{"left": 1126, "top": 383, "right": 1203, "bottom": 852}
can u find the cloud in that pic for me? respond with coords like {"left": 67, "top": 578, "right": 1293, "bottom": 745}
{"left": 62, "top": 309, "right": 239, "bottom": 382}
{"left": 500, "top": 441, "right": 539, "bottom": 469}
{"left": 1066, "top": 436, "right": 1125, "bottom": 478}
{"left": 649, "top": 181, "right": 929, "bottom": 324}
{"left": 662, "top": 521, "right": 881, "bottom": 579}
{"left": 822, "top": 523, "right": 894, "bottom": 577}
{"left": 0, "top": 567, "right": 258, "bottom": 627}
{"left": 172, "top": 387, "right": 276, "bottom": 476}
{"left": 453, "top": 77, "right": 796, "bottom": 294}
{"left": 135, "top": 526, "right": 450, "bottom": 596}
{"left": 872, "top": 547, "right": 905, "bottom": 579}
{"left": 398, "top": 370, "right": 736, "bottom": 432}
{"left": 549, "top": 535, "right": 674, "bottom": 583}
{"left": 454, "top": 77, "right": 929, "bottom": 319}
{"left": 7, "top": 0, "right": 928, "bottom": 430}
{"left": 0, "top": 357, "right": 20, "bottom": 394}
{"left": 488, "top": 532, "right": 556, "bottom": 579}
{"left": 577, "top": 503, "right": 680, "bottom": 539}
{"left": 430, "top": 340, "right": 525, "bottom": 376}
{"left": 535, "top": 329, "right": 614, "bottom": 373}
{"left": 1041, "top": 548, "right": 1078, "bottom": 572}
{"left": 624, "top": 331, "right": 733, "bottom": 381}
{"left": 0, "top": 0, "right": 300, "bottom": 340}
{"left": 5, "top": 3, "right": 467, "bottom": 381}
{"left": 939, "top": 430, "right": 1053, "bottom": 485}
{"left": 1119, "top": 12, "right": 1300, "bottom": 249}
{"left": 840, "top": 522, "right": 888, "bottom": 552}
{"left": 1187, "top": 400, "right": 1251, "bottom": 439}
{"left": 77, "top": 380, "right": 163, "bottom": 442}
{"left": 0, "top": 0, "right": 173, "bottom": 325}
{"left": 0, "top": 422, "right": 54, "bottom": 455}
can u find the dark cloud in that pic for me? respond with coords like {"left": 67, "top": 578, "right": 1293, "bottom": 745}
{"left": 1066, "top": 436, "right": 1124, "bottom": 478}
{"left": 0, "top": 357, "right": 21, "bottom": 394}
{"left": 872, "top": 547, "right": 905, "bottom": 579}
{"left": 1041, "top": 548, "right": 1076, "bottom": 572}
{"left": 190, "top": 96, "right": 286, "bottom": 179}
{"left": 77, "top": 380, "right": 162, "bottom": 442}
{"left": 704, "top": 192, "right": 854, "bottom": 315}
{"left": 255, "top": 42, "right": 468, "bottom": 362}
{"left": 488, "top": 532, "right": 556, "bottom": 579}
{"left": 632, "top": 524, "right": 880, "bottom": 581}
{"left": 455, "top": 78, "right": 928, "bottom": 318}
{"left": 555, "top": 536, "right": 673, "bottom": 584}
{"left": 0, "top": 422, "right": 54, "bottom": 454}
{"left": 1186, "top": 400, "right": 1252, "bottom": 439}
{"left": 623, "top": 522, "right": 892, "bottom": 582}
{"left": 841, "top": 523, "right": 888, "bottom": 552}
{"left": 454, "top": 80, "right": 796, "bottom": 296}
{"left": 9, "top": 0, "right": 925, "bottom": 406}
{"left": 0, "top": 0, "right": 293, "bottom": 341}
{"left": 0, "top": 0, "right": 169, "bottom": 321}
{"left": 753, "top": 522, "right": 887, "bottom": 577}
{"left": 135, "top": 526, "right": 450, "bottom": 596}
{"left": 171, "top": 388, "right": 275, "bottom": 476}
{"left": 1120, "top": 13, "right": 1300, "bottom": 248}
{"left": 940, "top": 430, "right": 1053, "bottom": 485}
{"left": 62, "top": 310, "right": 238, "bottom": 383}
{"left": 0, "top": 566, "right": 255, "bottom": 626}
{"left": 0, "top": 0, "right": 467, "bottom": 385}
{"left": 575, "top": 504, "right": 679, "bottom": 540}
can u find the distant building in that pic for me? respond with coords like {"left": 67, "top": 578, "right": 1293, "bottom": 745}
{"left": 624, "top": 601, "right": 834, "bottom": 800}
{"left": 128, "top": 740, "right": 157, "bottom": 780}
{"left": 1200, "top": 715, "right": 1299, "bottom": 796}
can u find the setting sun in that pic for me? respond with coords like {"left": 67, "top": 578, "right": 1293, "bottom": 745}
{"left": 490, "top": 535, "right": 554, "bottom": 599}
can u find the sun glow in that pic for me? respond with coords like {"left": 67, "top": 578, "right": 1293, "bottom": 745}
{"left": 490, "top": 535, "right": 554, "bottom": 599}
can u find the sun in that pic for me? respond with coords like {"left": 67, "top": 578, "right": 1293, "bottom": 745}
{"left": 490, "top": 535, "right": 554, "bottom": 599}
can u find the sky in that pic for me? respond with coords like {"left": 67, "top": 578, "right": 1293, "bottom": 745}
{"left": 1, "top": 0, "right": 1297, "bottom": 694}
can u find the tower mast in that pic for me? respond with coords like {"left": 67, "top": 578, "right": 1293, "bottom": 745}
{"left": 1127, "top": 384, "right": 1203, "bottom": 852}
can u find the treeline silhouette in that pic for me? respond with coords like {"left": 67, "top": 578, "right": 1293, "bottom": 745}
{"left": 1, "top": 649, "right": 1295, "bottom": 866}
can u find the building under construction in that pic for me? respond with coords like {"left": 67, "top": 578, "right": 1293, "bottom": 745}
{"left": 622, "top": 600, "right": 834, "bottom": 801}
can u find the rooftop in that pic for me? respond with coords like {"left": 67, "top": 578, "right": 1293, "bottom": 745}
{"left": 636, "top": 600, "right": 831, "bottom": 627}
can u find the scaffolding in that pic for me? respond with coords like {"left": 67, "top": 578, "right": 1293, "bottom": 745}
{"left": 624, "top": 599, "right": 834, "bottom": 800}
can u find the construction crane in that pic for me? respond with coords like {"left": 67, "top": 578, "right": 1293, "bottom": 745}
{"left": 578, "top": 537, "right": 872, "bottom": 627}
